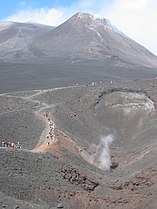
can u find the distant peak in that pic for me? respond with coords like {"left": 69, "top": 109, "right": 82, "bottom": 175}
{"left": 73, "top": 12, "right": 105, "bottom": 21}
{"left": 72, "top": 12, "right": 109, "bottom": 24}
{"left": 71, "top": 12, "right": 125, "bottom": 36}
{"left": 74, "top": 12, "right": 93, "bottom": 18}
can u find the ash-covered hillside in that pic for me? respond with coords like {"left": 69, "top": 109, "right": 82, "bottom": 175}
{"left": 32, "top": 12, "right": 157, "bottom": 68}
{"left": 0, "top": 21, "right": 53, "bottom": 60}
{"left": 0, "top": 79, "right": 157, "bottom": 208}
{"left": 0, "top": 13, "right": 157, "bottom": 93}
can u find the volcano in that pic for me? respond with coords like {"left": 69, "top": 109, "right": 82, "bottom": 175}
{"left": 1, "top": 13, "right": 157, "bottom": 93}
{"left": 32, "top": 12, "right": 157, "bottom": 68}
{"left": 0, "top": 12, "right": 157, "bottom": 209}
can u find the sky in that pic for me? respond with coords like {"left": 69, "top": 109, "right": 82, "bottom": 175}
{"left": 0, "top": 0, "right": 157, "bottom": 55}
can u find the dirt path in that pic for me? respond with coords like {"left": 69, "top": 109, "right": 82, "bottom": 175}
{"left": 32, "top": 111, "right": 58, "bottom": 153}
{"left": 31, "top": 108, "right": 91, "bottom": 161}
{"left": 0, "top": 90, "right": 93, "bottom": 164}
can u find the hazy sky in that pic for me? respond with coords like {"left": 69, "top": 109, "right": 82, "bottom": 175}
{"left": 0, "top": 0, "right": 157, "bottom": 55}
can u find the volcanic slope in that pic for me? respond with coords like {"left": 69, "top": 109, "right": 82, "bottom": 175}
{"left": 1, "top": 13, "right": 157, "bottom": 93}
{"left": 0, "top": 79, "right": 157, "bottom": 208}
{"left": 32, "top": 12, "right": 157, "bottom": 68}
{"left": 0, "top": 21, "right": 53, "bottom": 60}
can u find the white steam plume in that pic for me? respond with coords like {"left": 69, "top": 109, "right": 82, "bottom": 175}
{"left": 90, "top": 135, "right": 114, "bottom": 171}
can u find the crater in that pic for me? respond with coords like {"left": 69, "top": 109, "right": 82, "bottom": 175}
{"left": 79, "top": 89, "right": 156, "bottom": 171}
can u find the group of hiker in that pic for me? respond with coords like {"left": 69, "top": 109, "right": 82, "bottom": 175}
{"left": 45, "top": 114, "right": 55, "bottom": 145}
{"left": 1, "top": 114, "right": 54, "bottom": 149}
{"left": 47, "top": 120, "right": 55, "bottom": 140}
{"left": 1, "top": 141, "right": 21, "bottom": 149}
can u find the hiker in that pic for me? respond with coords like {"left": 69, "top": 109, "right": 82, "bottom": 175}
{"left": 47, "top": 142, "right": 50, "bottom": 146}
{"left": 8, "top": 142, "right": 11, "bottom": 148}
{"left": 16, "top": 142, "right": 21, "bottom": 149}
{"left": 2, "top": 141, "right": 5, "bottom": 147}
{"left": 4, "top": 142, "right": 8, "bottom": 147}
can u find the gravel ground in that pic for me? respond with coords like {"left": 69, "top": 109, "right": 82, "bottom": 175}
{"left": 0, "top": 79, "right": 157, "bottom": 208}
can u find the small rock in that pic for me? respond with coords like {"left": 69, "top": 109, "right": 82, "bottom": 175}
{"left": 110, "top": 162, "right": 118, "bottom": 170}
{"left": 14, "top": 206, "right": 20, "bottom": 209}
{"left": 56, "top": 202, "right": 64, "bottom": 208}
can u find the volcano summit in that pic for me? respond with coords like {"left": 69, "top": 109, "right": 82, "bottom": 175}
{"left": 0, "top": 12, "right": 157, "bottom": 93}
